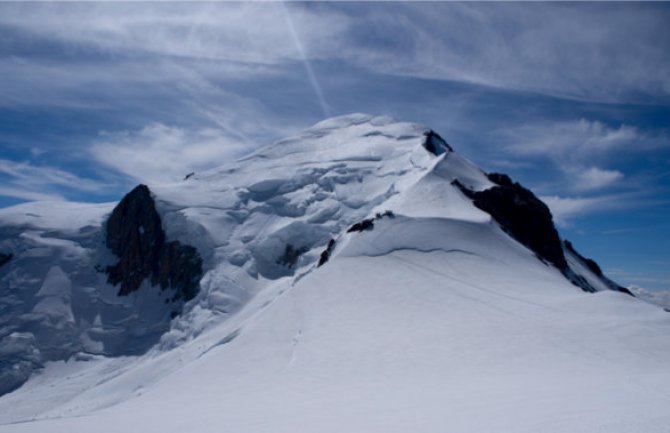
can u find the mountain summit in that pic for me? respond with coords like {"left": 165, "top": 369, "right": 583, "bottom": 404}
{"left": 0, "top": 114, "right": 668, "bottom": 432}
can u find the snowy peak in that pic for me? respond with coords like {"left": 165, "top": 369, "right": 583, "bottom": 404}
{"left": 0, "top": 113, "right": 648, "bottom": 403}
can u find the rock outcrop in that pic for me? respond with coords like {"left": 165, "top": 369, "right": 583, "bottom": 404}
{"left": 105, "top": 184, "right": 202, "bottom": 301}
{"left": 422, "top": 130, "right": 453, "bottom": 156}
{"left": 454, "top": 173, "right": 567, "bottom": 271}
{"left": 346, "top": 211, "right": 395, "bottom": 235}
{"left": 318, "top": 239, "right": 336, "bottom": 267}
{"left": 564, "top": 240, "right": 603, "bottom": 277}
{"left": 564, "top": 240, "right": 634, "bottom": 296}
{"left": 454, "top": 174, "right": 633, "bottom": 295}
{"left": 276, "top": 244, "right": 309, "bottom": 269}
{"left": 347, "top": 218, "right": 375, "bottom": 233}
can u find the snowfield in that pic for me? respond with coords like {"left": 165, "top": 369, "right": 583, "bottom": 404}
{"left": 0, "top": 114, "right": 668, "bottom": 432}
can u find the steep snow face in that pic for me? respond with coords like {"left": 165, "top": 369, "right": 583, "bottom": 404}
{"left": 1, "top": 114, "right": 668, "bottom": 432}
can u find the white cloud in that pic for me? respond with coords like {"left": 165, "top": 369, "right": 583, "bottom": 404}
{"left": 1, "top": 2, "right": 668, "bottom": 207}
{"left": 0, "top": 159, "right": 110, "bottom": 203}
{"left": 0, "top": 3, "right": 348, "bottom": 65}
{"left": 0, "top": 186, "right": 63, "bottom": 203}
{"left": 494, "top": 118, "right": 668, "bottom": 192}
{"left": 0, "top": 3, "right": 345, "bottom": 123}
{"left": 0, "top": 159, "right": 107, "bottom": 192}
{"left": 90, "top": 123, "right": 252, "bottom": 184}
{"left": 572, "top": 167, "right": 624, "bottom": 191}
{"left": 540, "top": 193, "right": 643, "bottom": 227}
{"left": 541, "top": 195, "right": 604, "bottom": 226}
{"left": 628, "top": 286, "right": 670, "bottom": 308}
{"left": 504, "top": 119, "right": 645, "bottom": 159}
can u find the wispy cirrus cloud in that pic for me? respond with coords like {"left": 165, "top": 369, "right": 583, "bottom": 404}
{"left": 503, "top": 120, "right": 650, "bottom": 159}
{"left": 540, "top": 194, "right": 639, "bottom": 227}
{"left": 0, "top": 2, "right": 337, "bottom": 176}
{"left": 496, "top": 118, "right": 668, "bottom": 192}
{"left": 572, "top": 167, "right": 624, "bottom": 192}
{"left": 329, "top": 3, "right": 670, "bottom": 103}
{"left": 0, "top": 2, "right": 344, "bottom": 119}
{"left": 3, "top": 2, "right": 667, "bottom": 195}
{"left": 541, "top": 195, "right": 610, "bottom": 227}
{"left": 90, "top": 124, "right": 252, "bottom": 184}
{"left": 0, "top": 3, "right": 347, "bottom": 65}
{"left": 2, "top": 2, "right": 669, "bottom": 108}
{"left": 0, "top": 159, "right": 110, "bottom": 202}
{"left": 502, "top": 118, "right": 669, "bottom": 225}
{"left": 0, "top": 187, "right": 63, "bottom": 203}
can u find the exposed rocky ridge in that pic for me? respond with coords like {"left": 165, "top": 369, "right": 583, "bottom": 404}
{"left": 105, "top": 184, "right": 202, "bottom": 301}
{"left": 318, "top": 239, "right": 336, "bottom": 267}
{"left": 347, "top": 218, "right": 375, "bottom": 233}
{"left": 564, "top": 240, "right": 603, "bottom": 277}
{"left": 422, "top": 130, "right": 452, "bottom": 156}
{"left": 564, "top": 271, "right": 598, "bottom": 293}
{"left": 276, "top": 244, "right": 309, "bottom": 269}
{"left": 454, "top": 173, "right": 568, "bottom": 271}
{"left": 564, "top": 240, "right": 634, "bottom": 296}
{"left": 453, "top": 172, "right": 631, "bottom": 295}
{"left": 346, "top": 211, "right": 395, "bottom": 235}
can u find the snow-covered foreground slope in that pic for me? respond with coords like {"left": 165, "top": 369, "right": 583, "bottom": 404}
{"left": 0, "top": 114, "right": 669, "bottom": 432}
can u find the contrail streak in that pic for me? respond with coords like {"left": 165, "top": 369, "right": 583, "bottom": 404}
{"left": 280, "top": 3, "right": 331, "bottom": 118}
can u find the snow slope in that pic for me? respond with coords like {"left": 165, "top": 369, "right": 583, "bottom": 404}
{"left": 0, "top": 114, "right": 668, "bottom": 432}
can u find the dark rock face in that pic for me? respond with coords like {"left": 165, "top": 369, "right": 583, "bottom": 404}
{"left": 564, "top": 270, "right": 598, "bottom": 293}
{"left": 347, "top": 211, "right": 395, "bottom": 235}
{"left": 564, "top": 240, "right": 634, "bottom": 296}
{"left": 458, "top": 174, "right": 630, "bottom": 296}
{"left": 454, "top": 175, "right": 567, "bottom": 271}
{"left": 105, "top": 184, "right": 202, "bottom": 301}
{"left": 318, "top": 239, "right": 336, "bottom": 267}
{"left": 276, "top": 244, "right": 308, "bottom": 269}
{"left": 618, "top": 287, "right": 635, "bottom": 297}
{"left": 375, "top": 210, "right": 395, "bottom": 219}
{"left": 487, "top": 173, "right": 513, "bottom": 187}
{"left": 153, "top": 242, "right": 202, "bottom": 301}
{"left": 564, "top": 240, "right": 603, "bottom": 277}
{"left": 105, "top": 185, "right": 164, "bottom": 295}
{"left": 422, "top": 130, "right": 453, "bottom": 156}
{"left": 0, "top": 252, "right": 12, "bottom": 269}
{"left": 347, "top": 218, "right": 375, "bottom": 233}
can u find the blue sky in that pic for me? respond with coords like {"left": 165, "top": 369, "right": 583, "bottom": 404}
{"left": 1, "top": 2, "right": 669, "bottom": 291}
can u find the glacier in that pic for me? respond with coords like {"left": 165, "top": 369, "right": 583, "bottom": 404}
{"left": 0, "top": 114, "right": 668, "bottom": 432}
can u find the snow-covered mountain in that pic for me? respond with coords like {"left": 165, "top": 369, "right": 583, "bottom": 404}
{"left": 0, "top": 114, "right": 668, "bottom": 432}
